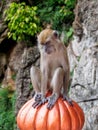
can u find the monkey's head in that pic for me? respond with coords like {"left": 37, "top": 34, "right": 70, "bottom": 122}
{"left": 37, "top": 28, "right": 59, "bottom": 45}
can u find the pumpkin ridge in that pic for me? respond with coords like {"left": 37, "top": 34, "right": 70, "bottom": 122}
{"left": 64, "top": 101, "right": 80, "bottom": 130}
{"left": 71, "top": 102, "right": 80, "bottom": 130}
{"left": 64, "top": 101, "right": 73, "bottom": 130}
{"left": 24, "top": 103, "right": 33, "bottom": 129}
{"left": 46, "top": 106, "right": 49, "bottom": 130}
{"left": 47, "top": 102, "right": 60, "bottom": 130}
{"left": 35, "top": 102, "right": 50, "bottom": 130}
{"left": 18, "top": 99, "right": 33, "bottom": 116}
{"left": 73, "top": 101, "right": 85, "bottom": 130}
{"left": 59, "top": 99, "right": 72, "bottom": 130}
{"left": 72, "top": 103, "right": 81, "bottom": 130}
{"left": 57, "top": 99, "right": 61, "bottom": 130}
{"left": 34, "top": 105, "right": 43, "bottom": 130}
{"left": 19, "top": 100, "right": 33, "bottom": 130}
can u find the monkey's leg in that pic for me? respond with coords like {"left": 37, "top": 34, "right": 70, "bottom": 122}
{"left": 30, "top": 66, "right": 41, "bottom": 101}
{"left": 47, "top": 67, "right": 64, "bottom": 109}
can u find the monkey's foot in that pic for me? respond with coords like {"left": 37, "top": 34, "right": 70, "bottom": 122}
{"left": 34, "top": 93, "right": 42, "bottom": 101}
{"left": 47, "top": 94, "right": 58, "bottom": 109}
{"left": 63, "top": 95, "right": 73, "bottom": 106}
{"left": 32, "top": 97, "right": 48, "bottom": 108}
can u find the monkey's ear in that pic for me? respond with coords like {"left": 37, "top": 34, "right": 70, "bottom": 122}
{"left": 52, "top": 30, "right": 59, "bottom": 39}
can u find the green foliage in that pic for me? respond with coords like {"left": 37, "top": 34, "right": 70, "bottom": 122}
{"left": 62, "top": 27, "right": 74, "bottom": 46}
{"left": 4, "top": 0, "right": 76, "bottom": 44}
{"left": 29, "top": 83, "right": 33, "bottom": 90}
{"left": 4, "top": 2, "right": 41, "bottom": 41}
{"left": 0, "top": 88, "right": 16, "bottom": 130}
{"left": 33, "top": 0, "right": 76, "bottom": 44}
{"left": 35, "top": 0, "right": 76, "bottom": 29}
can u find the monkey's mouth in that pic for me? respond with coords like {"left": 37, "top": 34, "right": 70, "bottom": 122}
{"left": 44, "top": 44, "right": 55, "bottom": 54}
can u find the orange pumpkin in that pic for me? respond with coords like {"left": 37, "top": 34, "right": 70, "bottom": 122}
{"left": 17, "top": 95, "right": 85, "bottom": 130}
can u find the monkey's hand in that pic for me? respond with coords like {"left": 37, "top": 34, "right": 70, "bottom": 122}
{"left": 47, "top": 93, "right": 58, "bottom": 109}
{"left": 63, "top": 94, "right": 73, "bottom": 106}
{"left": 32, "top": 94, "right": 48, "bottom": 108}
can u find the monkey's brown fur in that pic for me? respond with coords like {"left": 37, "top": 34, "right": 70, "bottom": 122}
{"left": 30, "top": 28, "right": 72, "bottom": 109}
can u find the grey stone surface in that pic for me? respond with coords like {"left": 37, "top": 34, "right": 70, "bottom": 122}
{"left": 68, "top": 0, "right": 98, "bottom": 129}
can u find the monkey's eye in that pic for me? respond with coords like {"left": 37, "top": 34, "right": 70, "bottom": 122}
{"left": 41, "top": 42, "right": 45, "bottom": 45}
{"left": 45, "top": 41, "right": 50, "bottom": 45}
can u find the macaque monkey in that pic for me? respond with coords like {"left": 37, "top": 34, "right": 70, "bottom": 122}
{"left": 30, "top": 28, "right": 72, "bottom": 109}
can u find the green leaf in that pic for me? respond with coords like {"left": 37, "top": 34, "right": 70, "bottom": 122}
{"left": 12, "top": 33, "right": 16, "bottom": 41}
{"left": 5, "top": 2, "right": 41, "bottom": 41}
{"left": 67, "top": 27, "right": 73, "bottom": 37}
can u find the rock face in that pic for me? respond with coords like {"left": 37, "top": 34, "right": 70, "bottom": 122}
{"left": 0, "top": 0, "right": 40, "bottom": 126}
{"left": 0, "top": 0, "right": 19, "bottom": 80}
{"left": 15, "top": 46, "right": 40, "bottom": 114}
{"left": 68, "top": 0, "right": 98, "bottom": 129}
{"left": 0, "top": 0, "right": 19, "bottom": 43}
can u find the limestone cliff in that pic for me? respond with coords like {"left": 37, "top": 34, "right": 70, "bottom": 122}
{"left": 68, "top": 0, "right": 98, "bottom": 129}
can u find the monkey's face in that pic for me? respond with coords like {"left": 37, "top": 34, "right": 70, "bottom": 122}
{"left": 37, "top": 28, "right": 60, "bottom": 54}
{"left": 37, "top": 28, "right": 59, "bottom": 45}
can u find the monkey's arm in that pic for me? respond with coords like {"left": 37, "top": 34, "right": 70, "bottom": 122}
{"left": 61, "top": 53, "right": 72, "bottom": 105}
{"left": 32, "top": 67, "right": 48, "bottom": 108}
{"left": 41, "top": 71, "right": 48, "bottom": 96}
{"left": 64, "top": 67, "right": 70, "bottom": 93}
{"left": 62, "top": 51, "right": 70, "bottom": 93}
